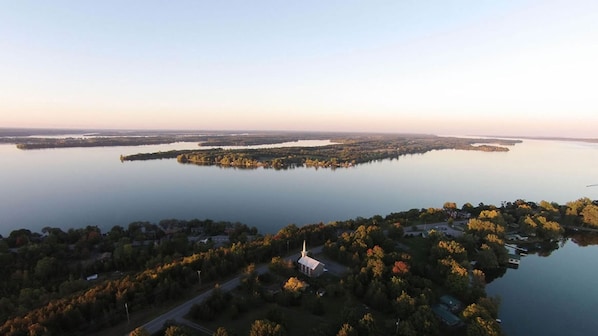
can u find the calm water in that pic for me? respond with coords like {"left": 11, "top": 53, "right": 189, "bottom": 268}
{"left": 1, "top": 138, "right": 597, "bottom": 236}
{"left": 1, "top": 137, "right": 598, "bottom": 336}
{"left": 486, "top": 240, "right": 598, "bottom": 336}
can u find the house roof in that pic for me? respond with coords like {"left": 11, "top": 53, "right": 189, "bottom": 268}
{"left": 439, "top": 295, "right": 462, "bottom": 309}
{"left": 432, "top": 304, "right": 461, "bottom": 326}
{"left": 298, "top": 256, "right": 324, "bottom": 270}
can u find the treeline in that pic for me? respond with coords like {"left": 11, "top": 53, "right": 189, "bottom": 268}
{"left": 16, "top": 137, "right": 182, "bottom": 149}
{"left": 122, "top": 136, "right": 520, "bottom": 169}
{"left": 0, "top": 219, "right": 336, "bottom": 336}
{"left": 13, "top": 131, "right": 336, "bottom": 149}
{"left": 1, "top": 197, "right": 596, "bottom": 335}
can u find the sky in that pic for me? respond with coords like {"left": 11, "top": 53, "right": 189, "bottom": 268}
{"left": 1, "top": 1, "right": 597, "bottom": 137}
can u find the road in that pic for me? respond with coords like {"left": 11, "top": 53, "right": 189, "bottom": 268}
{"left": 131, "top": 246, "right": 323, "bottom": 335}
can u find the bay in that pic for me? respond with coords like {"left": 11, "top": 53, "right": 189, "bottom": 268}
{"left": 1, "top": 138, "right": 597, "bottom": 236}
{"left": 486, "top": 240, "right": 598, "bottom": 336}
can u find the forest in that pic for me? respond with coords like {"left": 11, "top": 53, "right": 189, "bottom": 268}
{"left": 1, "top": 198, "right": 597, "bottom": 335}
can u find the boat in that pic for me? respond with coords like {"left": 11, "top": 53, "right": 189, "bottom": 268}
{"left": 508, "top": 254, "right": 521, "bottom": 266}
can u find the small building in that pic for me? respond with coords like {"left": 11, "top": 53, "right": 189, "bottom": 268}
{"left": 211, "top": 235, "right": 230, "bottom": 246}
{"left": 298, "top": 241, "right": 326, "bottom": 277}
{"left": 439, "top": 295, "right": 463, "bottom": 313}
{"left": 432, "top": 304, "right": 462, "bottom": 326}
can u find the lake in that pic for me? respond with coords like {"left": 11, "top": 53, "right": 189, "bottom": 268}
{"left": 1, "top": 136, "right": 598, "bottom": 336}
{"left": 486, "top": 238, "right": 598, "bottom": 336}
{"left": 1, "top": 138, "right": 597, "bottom": 236}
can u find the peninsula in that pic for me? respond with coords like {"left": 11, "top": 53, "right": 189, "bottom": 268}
{"left": 1, "top": 197, "right": 596, "bottom": 336}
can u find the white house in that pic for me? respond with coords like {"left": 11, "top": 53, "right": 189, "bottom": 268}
{"left": 297, "top": 241, "right": 325, "bottom": 277}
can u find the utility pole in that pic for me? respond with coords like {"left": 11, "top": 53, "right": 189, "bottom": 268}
{"left": 125, "top": 302, "right": 130, "bottom": 324}
{"left": 197, "top": 270, "right": 201, "bottom": 285}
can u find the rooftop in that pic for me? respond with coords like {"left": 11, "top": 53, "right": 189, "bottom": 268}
{"left": 298, "top": 255, "right": 324, "bottom": 270}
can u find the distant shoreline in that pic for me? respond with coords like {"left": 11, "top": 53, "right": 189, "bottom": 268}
{"left": 480, "top": 135, "right": 598, "bottom": 143}
{"left": 2, "top": 127, "right": 597, "bottom": 142}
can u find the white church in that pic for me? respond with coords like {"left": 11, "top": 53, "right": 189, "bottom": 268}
{"left": 297, "top": 240, "right": 326, "bottom": 277}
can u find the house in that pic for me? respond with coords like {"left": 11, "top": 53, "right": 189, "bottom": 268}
{"left": 439, "top": 295, "right": 463, "bottom": 313}
{"left": 432, "top": 304, "right": 462, "bottom": 326}
{"left": 297, "top": 241, "right": 326, "bottom": 277}
{"left": 210, "top": 235, "right": 230, "bottom": 246}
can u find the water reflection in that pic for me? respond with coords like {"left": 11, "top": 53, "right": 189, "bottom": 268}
{"left": 1, "top": 139, "right": 597, "bottom": 236}
{"left": 568, "top": 232, "right": 598, "bottom": 246}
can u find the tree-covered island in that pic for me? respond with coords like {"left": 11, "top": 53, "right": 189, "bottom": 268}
{"left": 1, "top": 198, "right": 597, "bottom": 336}
{"left": 120, "top": 134, "right": 520, "bottom": 169}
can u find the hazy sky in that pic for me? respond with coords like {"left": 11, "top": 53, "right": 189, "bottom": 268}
{"left": 1, "top": 1, "right": 597, "bottom": 137}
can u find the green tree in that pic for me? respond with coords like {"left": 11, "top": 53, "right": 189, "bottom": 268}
{"left": 395, "top": 291, "right": 416, "bottom": 319}
{"left": 476, "top": 247, "right": 499, "bottom": 269}
{"left": 249, "top": 319, "right": 285, "bottom": 336}
{"left": 213, "top": 327, "right": 230, "bottom": 336}
{"left": 462, "top": 303, "right": 492, "bottom": 321}
{"left": 165, "top": 325, "right": 194, "bottom": 336}
{"left": 467, "top": 219, "right": 504, "bottom": 238}
{"left": 266, "top": 308, "right": 288, "bottom": 329}
{"left": 467, "top": 316, "right": 501, "bottom": 336}
{"left": 408, "top": 305, "right": 439, "bottom": 336}
{"left": 283, "top": 277, "right": 307, "bottom": 295}
{"left": 364, "top": 279, "right": 389, "bottom": 310}
{"left": 566, "top": 198, "right": 592, "bottom": 216}
{"left": 582, "top": 204, "right": 598, "bottom": 227}
{"left": 387, "top": 222, "right": 405, "bottom": 240}
{"left": 536, "top": 216, "right": 563, "bottom": 240}
{"left": 240, "top": 263, "right": 258, "bottom": 291}
{"left": 443, "top": 202, "right": 458, "bottom": 210}
{"left": 539, "top": 200, "right": 558, "bottom": 213}
{"left": 129, "top": 327, "right": 151, "bottom": 336}
{"left": 396, "top": 320, "right": 417, "bottom": 336}
{"left": 34, "top": 256, "right": 58, "bottom": 281}
{"left": 336, "top": 323, "right": 358, "bottom": 336}
{"left": 431, "top": 240, "right": 467, "bottom": 263}
{"left": 357, "top": 312, "right": 377, "bottom": 335}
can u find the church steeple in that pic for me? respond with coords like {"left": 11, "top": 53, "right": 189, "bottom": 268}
{"left": 301, "top": 240, "right": 307, "bottom": 258}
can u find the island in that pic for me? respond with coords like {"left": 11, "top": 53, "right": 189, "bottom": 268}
{"left": 120, "top": 133, "right": 520, "bottom": 169}
{"left": 1, "top": 197, "right": 597, "bottom": 336}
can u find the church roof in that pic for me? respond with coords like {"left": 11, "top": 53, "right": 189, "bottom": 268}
{"left": 298, "top": 255, "right": 324, "bottom": 270}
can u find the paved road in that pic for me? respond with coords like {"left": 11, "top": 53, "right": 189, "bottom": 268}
{"left": 131, "top": 246, "right": 323, "bottom": 335}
